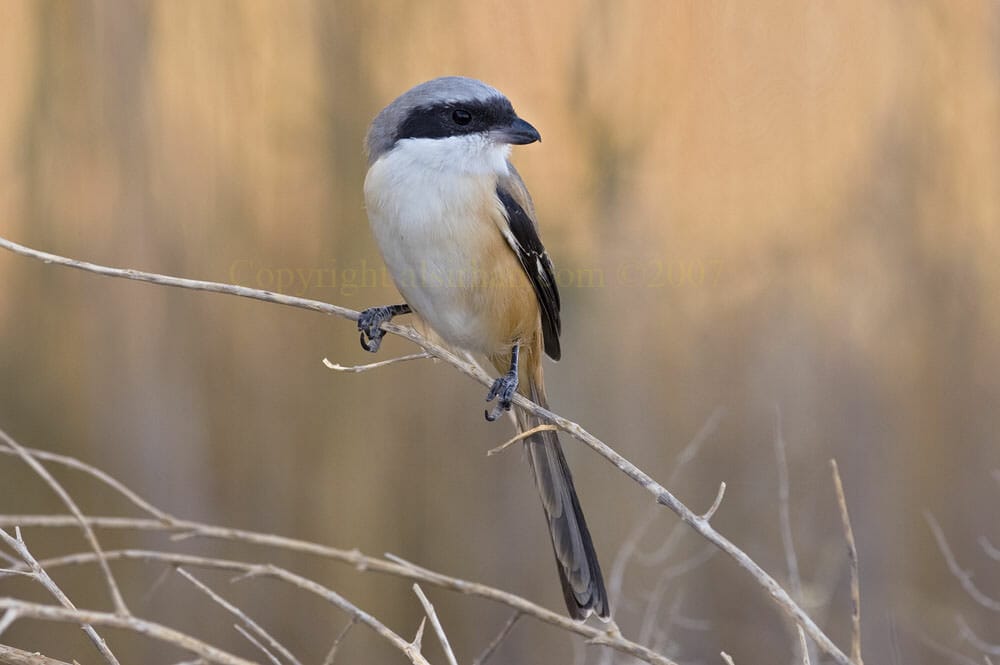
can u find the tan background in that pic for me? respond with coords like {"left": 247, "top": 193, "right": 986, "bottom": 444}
{"left": 1, "top": 1, "right": 998, "bottom": 663}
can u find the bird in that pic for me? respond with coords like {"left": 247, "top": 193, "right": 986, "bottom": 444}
{"left": 357, "top": 76, "right": 608, "bottom": 620}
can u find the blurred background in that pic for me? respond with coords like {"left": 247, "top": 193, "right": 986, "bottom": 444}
{"left": 1, "top": 1, "right": 998, "bottom": 663}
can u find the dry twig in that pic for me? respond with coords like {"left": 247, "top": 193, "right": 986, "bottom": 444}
{"left": 0, "top": 527, "right": 119, "bottom": 665}
{"left": 0, "top": 598, "right": 254, "bottom": 665}
{"left": 176, "top": 568, "right": 303, "bottom": 665}
{"left": 471, "top": 612, "right": 520, "bottom": 665}
{"left": 322, "top": 352, "right": 432, "bottom": 373}
{"left": 830, "top": 460, "right": 863, "bottom": 665}
{"left": 412, "top": 584, "right": 458, "bottom": 665}
{"left": 0, "top": 235, "right": 855, "bottom": 665}
{"left": 0, "top": 428, "right": 129, "bottom": 617}
{"left": 925, "top": 513, "right": 1000, "bottom": 612}
{"left": 0, "top": 644, "right": 74, "bottom": 665}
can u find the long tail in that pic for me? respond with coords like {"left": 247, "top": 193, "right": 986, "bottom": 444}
{"left": 497, "top": 346, "right": 609, "bottom": 620}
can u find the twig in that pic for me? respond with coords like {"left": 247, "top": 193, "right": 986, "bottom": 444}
{"left": 413, "top": 584, "right": 459, "bottom": 665}
{"left": 322, "top": 352, "right": 431, "bottom": 373}
{"left": 0, "top": 528, "right": 120, "bottom": 665}
{"left": 0, "top": 514, "right": 615, "bottom": 665}
{"left": 471, "top": 612, "right": 520, "bottom": 665}
{"left": 234, "top": 624, "right": 282, "bottom": 665}
{"left": 980, "top": 536, "right": 1000, "bottom": 561}
{"left": 956, "top": 615, "right": 1000, "bottom": 655}
{"left": 176, "top": 568, "right": 303, "bottom": 665}
{"left": 321, "top": 617, "right": 358, "bottom": 665}
{"left": 798, "top": 625, "right": 811, "bottom": 665}
{"left": 830, "top": 460, "right": 863, "bottom": 665}
{"left": 0, "top": 235, "right": 853, "bottom": 665}
{"left": 774, "top": 408, "right": 813, "bottom": 665}
{"left": 0, "top": 428, "right": 130, "bottom": 616}
{"left": 0, "top": 598, "right": 255, "bottom": 665}
{"left": 925, "top": 513, "right": 1000, "bottom": 611}
{"left": 603, "top": 407, "right": 725, "bottom": 648}
{"left": 0, "top": 443, "right": 173, "bottom": 522}
{"left": 0, "top": 644, "right": 74, "bottom": 665}
{"left": 0, "top": 609, "right": 18, "bottom": 635}
{"left": 410, "top": 618, "right": 426, "bottom": 657}
{"left": 7, "top": 550, "right": 430, "bottom": 665}
{"left": 701, "top": 482, "right": 727, "bottom": 521}
{"left": 487, "top": 424, "right": 558, "bottom": 456}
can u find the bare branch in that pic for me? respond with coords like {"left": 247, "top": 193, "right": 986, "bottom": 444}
{"left": 234, "top": 624, "right": 282, "bottom": 665}
{"left": 830, "top": 460, "right": 863, "bottom": 665}
{"left": 487, "top": 424, "right": 558, "bottom": 456}
{"left": 0, "top": 528, "right": 120, "bottom": 665}
{"left": 176, "top": 568, "right": 303, "bottom": 665}
{"left": 322, "top": 352, "right": 431, "bottom": 373}
{"left": 798, "top": 626, "right": 811, "bottom": 665}
{"left": 0, "top": 598, "right": 255, "bottom": 665}
{"left": 0, "top": 428, "right": 129, "bottom": 616}
{"left": 0, "top": 236, "right": 852, "bottom": 665}
{"left": 0, "top": 644, "right": 74, "bottom": 665}
{"left": 925, "top": 513, "right": 1000, "bottom": 611}
{"left": 701, "top": 482, "right": 727, "bottom": 521}
{"left": 413, "top": 584, "right": 459, "bottom": 665}
{"left": 0, "top": 443, "right": 172, "bottom": 522}
{"left": 774, "top": 408, "right": 814, "bottom": 665}
{"left": 956, "top": 614, "right": 1000, "bottom": 655}
{"left": 471, "top": 612, "right": 520, "bottom": 665}
{"left": 321, "top": 617, "right": 358, "bottom": 665}
{"left": 980, "top": 536, "right": 1000, "bottom": 561}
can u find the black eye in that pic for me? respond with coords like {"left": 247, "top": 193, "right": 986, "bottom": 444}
{"left": 451, "top": 109, "right": 472, "bottom": 125}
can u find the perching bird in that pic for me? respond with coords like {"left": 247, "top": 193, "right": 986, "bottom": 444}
{"left": 358, "top": 76, "right": 608, "bottom": 620}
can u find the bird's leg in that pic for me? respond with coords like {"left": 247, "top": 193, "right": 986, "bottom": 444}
{"left": 357, "top": 303, "right": 411, "bottom": 352}
{"left": 485, "top": 343, "right": 520, "bottom": 422}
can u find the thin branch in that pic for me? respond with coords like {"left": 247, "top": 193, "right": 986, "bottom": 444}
{"left": 0, "top": 528, "right": 120, "bottom": 665}
{"left": 0, "top": 235, "right": 853, "bottom": 665}
{"left": 0, "top": 644, "right": 74, "bottom": 665}
{"left": 830, "top": 460, "right": 863, "bottom": 665}
{"left": 774, "top": 408, "right": 814, "bottom": 665}
{"left": 925, "top": 513, "right": 1000, "bottom": 611}
{"left": 322, "top": 352, "right": 431, "bottom": 373}
{"left": 7, "top": 549, "right": 430, "bottom": 665}
{"left": 798, "top": 626, "right": 811, "bottom": 665}
{"left": 0, "top": 598, "right": 255, "bottom": 665}
{"left": 0, "top": 428, "right": 129, "bottom": 616}
{"left": 413, "top": 584, "right": 459, "bottom": 665}
{"left": 176, "top": 568, "right": 303, "bottom": 665}
{"left": 321, "top": 617, "right": 358, "bottom": 665}
{"left": 701, "top": 482, "right": 727, "bottom": 521}
{"left": 471, "top": 612, "right": 520, "bottom": 665}
{"left": 603, "top": 407, "right": 725, "bottom": 646}
{"left": 956, "top": 614, "right": 1000, "bottom": 655}
{"left": 487, "top": 424, "right": 558, "bottom": 456}
{"left": 0, "top": 443, "right": 173, "bottom": 522}
{"left": 234, "top": 624, "right": 282, "bottom": 665}
{"left": 980, "top": 536, "right": 1000, "bottom": 561}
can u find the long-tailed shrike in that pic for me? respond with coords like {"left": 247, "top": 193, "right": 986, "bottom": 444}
{"left": 357, "top": 76, "right": 608, "bottom": 619}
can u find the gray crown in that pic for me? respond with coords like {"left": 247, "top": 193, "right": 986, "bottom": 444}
{"left": 365, "top": 76, "right": 505, "bottom": 164}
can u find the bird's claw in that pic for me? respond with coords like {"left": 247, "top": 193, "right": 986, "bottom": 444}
{"left": 358, "top": 306, "right": 393, "bottom": 353}
{"left": 485, "top": 371, "right": 518, "bottom": 421}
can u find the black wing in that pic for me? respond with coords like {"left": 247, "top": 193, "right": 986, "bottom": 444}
{"left": 496, "top": 184, "right": 562, "bottom": 360}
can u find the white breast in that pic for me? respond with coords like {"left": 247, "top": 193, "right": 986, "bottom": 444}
{"left": 364, "top": 135, "right": 514, "bottom": 353}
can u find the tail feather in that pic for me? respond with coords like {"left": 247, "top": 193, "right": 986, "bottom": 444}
{"left": 518, "top": 379, "right": 609, "bottom": 620}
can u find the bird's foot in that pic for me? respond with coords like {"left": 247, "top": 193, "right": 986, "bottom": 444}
{"left": 358, "top": 304, "right": 410, "bottom": 352}
{"left": 485, "top": 370, "right": 518, "bottom": 421}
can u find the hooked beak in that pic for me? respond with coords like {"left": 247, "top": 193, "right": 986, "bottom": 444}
{"left": 493, "top": 117, "right": 541, "bottom": 145}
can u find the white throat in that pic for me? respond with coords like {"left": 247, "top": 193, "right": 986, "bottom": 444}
{"left": 388, "top": 134, "right": 512, "bottom": 177}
